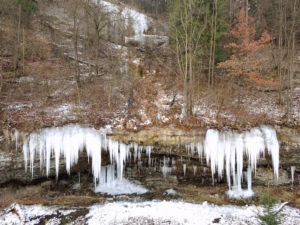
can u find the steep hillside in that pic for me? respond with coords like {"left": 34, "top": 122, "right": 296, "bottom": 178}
{"left": 0, "top": 0, "right": 299, "bottom": 133}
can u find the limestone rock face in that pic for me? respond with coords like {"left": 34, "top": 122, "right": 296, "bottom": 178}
{"left": 125, "top": 35, "right": 169, "bottom": 48}
{"left": 277, "top": 126, "right": 300, "bottom": 166}
{"left": 0, "top": 126, "right": 299, "bottom": 186}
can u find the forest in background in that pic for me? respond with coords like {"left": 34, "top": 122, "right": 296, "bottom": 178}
{"left": 0, "top": 0, "right": 299, "bottom": 131}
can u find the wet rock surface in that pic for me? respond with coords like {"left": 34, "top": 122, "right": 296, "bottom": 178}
{"left": 0, "top": 125, "right": 299, "bottom": 186}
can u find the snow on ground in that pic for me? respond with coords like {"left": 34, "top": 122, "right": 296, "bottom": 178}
{"left": 1, "top": 201, "right": 300, "bottom": 225}
{"left": 165, "top": 188, "right": 177, "bottom": 196}
{"left": 95, "top": 178, "right": 148, "bottom": 195}
{"left": 86, "top": 201, "right": 300, "bottom": 225}
{"left": 155, "top": 90, "right": 176, "bottom": 123}
{"left": 51, "top": 103, "right": 74, "bottom": 115}
{"left": 0, "top": 204, "right": 75, "bottom": 225}
{"left": 7, "top": 103, "right": 33, "bottom": 110}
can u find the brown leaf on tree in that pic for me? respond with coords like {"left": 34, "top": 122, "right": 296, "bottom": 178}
{"left": 217, "top": 8, "right": 277, "bottom": 88}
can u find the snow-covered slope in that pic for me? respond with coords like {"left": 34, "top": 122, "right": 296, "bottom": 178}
{"left": 94, "top": 0, "right": 150, "bottom": 35}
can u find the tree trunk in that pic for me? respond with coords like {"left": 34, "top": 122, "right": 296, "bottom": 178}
{"left": 73, "top": 14, "right": 80, "bottom": 87}
{"left": 278, "top": 0, "right": 283, "bottom": 104}
{"left": 14, "top": 4, "right": 22, "bottom": 76}
{"left": 245, "top": 0, "right": 248, "bottom": 26}
{"left": 0, "top": 59, "right": 3, "bottom": 95}
{"left": 286, "top": 0, "right": 297, "bottom": 122}
{"left": 208, "top": 2, "right": 215, "bottom": 87}
{"left": 212, "top": 0, "right": 218, "bottom": 87}
{"left": 22, "top": 26, "right": 25, "bottom": 75}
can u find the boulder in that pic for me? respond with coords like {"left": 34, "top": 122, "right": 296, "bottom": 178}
{"left": 125, "top": 35, "right": 169, "bottom": 48}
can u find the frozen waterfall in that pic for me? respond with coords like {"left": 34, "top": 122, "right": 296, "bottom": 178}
{"left": 187, "top": 125, "right": 280, "bottom": 198}
{"left": 22, "top": 125, "right": 153, "bottom": 186}
{"left": 20, "top": 124, "right": 279, "bottom": 198}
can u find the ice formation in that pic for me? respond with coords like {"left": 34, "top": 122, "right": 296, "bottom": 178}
{"left": 161, "top": 156, "right": 174, "bottom": 178}
{"left": 21, "top": 124, "right": 279, "bottom": 198}
{"left": 193, "top": 165, "right": 197, "bottom": 176}
{"left": 14, "top": 129, "right": 19, "bottom": 151}
{"left": 187, "top": 125, "right": 280, "bottom": 198}
{"left": 291, "top": 166, "right": 296, "bottom": 186}
{"left": 22, "top": 125, "right": 152, "bottom": 187}
{"left": 94, "top": 165, "right": 147, "bottom": 195}
{"left": 183, "top": 164, "right": 187, "bottom": 177}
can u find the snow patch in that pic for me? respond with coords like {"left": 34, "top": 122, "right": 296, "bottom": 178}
{"left": 165, "top": 189, "right": 177, "bottom": 196}
{"left": 0, "top": 204, "right": 75, "bottom": 225}
{"left": 86, "top": 201, "right": 300, "bottom": 225}
{"left": 97, "top": 0, "right": 150, "bottom": 35}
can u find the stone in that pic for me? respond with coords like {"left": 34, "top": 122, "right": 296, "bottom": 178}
{"left": 125, "top": 35, "right": 169, "bottom": 48}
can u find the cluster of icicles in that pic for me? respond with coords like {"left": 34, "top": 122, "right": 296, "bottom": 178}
{"left": 186, "top": 125, "right": 280, "bottom": 198}
{"left": 20, "top": 124, "right": 279, "bottom": 198}
{"left": 21, "top": 125, "right": 152, "bottom": 185}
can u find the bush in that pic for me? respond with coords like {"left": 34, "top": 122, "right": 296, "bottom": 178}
{"left": 25, "top": 34, "right": 50, "bottom": 61}
{"left": 259, "top": 196, "right": 280, "bottom": 225}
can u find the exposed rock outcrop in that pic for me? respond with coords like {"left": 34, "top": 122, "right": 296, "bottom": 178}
{"left": 125, "top": 35, "right": 169, "bottom": 48}
{"left": 0, "top": 126, "right": 299, "bottom": 186}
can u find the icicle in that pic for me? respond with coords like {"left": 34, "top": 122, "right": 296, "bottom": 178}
{"left": 201, "top": 126, "right": 279, "bottom": 199}
{"left": 247, "top": 166, "right": 252, "bottom": 192}
{"left": 217, "top": 133, "right": 225, "bottom": 180}
{"left": 183, "top": 164, "right": 186, "bottom": 177}
{"left": 244, "top": 128, "right": 265, "bottom": 174}
{"left": 197, "top": 142, "right": 203, "bottom": 161}
{"left": 204, "top": 129, "right": 219, "bottom": 183}
{"left": 118, "top": 143, "right": 127, "bottom": 180}
{"left": 14, "top": 129, "right": 19, "bottom": 151}
{"left": 188, "top": 143, "right": 195, "bottom": 157}
{"left": 260, "top": 125, "right": 280, "bottom": 180}
{"left": 29, "top": 133, "right": 38, "bottom": 177}
{"left": 172, "top": 158, "right": 176, "bottom": 166}
{"left": 138, "top": 146, "right": 142, "bottom": 161}
{"left": 291, "top": 166, "right": 296, "bottom": 186}
{"left": 146, "top": 146, "right": 152, "bottom": 167}
{"left": 193, "top": 166, "right": 197, "bottom": 176}
{"left": 234, "top": 133, "right": 244, "bottom": 192}
{"left": 224, "top": 131, "right": 232, "bottom": 189}
{"left": 22, "top": 139, "right": 28, "bottom": 172}
{"left": 21, "top": 125, "right": 133, "bottom": 185}
{"left": 133, "top": 143, "right": 138, "bottom": 162}
{"left": 161, "top": 156, "right": 172, "bottom": 178}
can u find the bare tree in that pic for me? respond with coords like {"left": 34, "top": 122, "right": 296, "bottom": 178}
{"left": 276, "top": 0, "right": 299, "bottom": 121}
{"left": 170, "top": 0, "right": 208, "bottom": 116}
{"left": 14, "top": 4, "right": 22, "bottom": 76}
{"left": 208, "top": 0, "right": 218, "bottom": 87}
{"left": 84, "top": 1, "right": 110, "bottom": 76}
{"left": 286, "top": 0, "right": 298, "bottom": 121}
{"left": 64, "top": 0, "right": 83, "bottom": 87}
